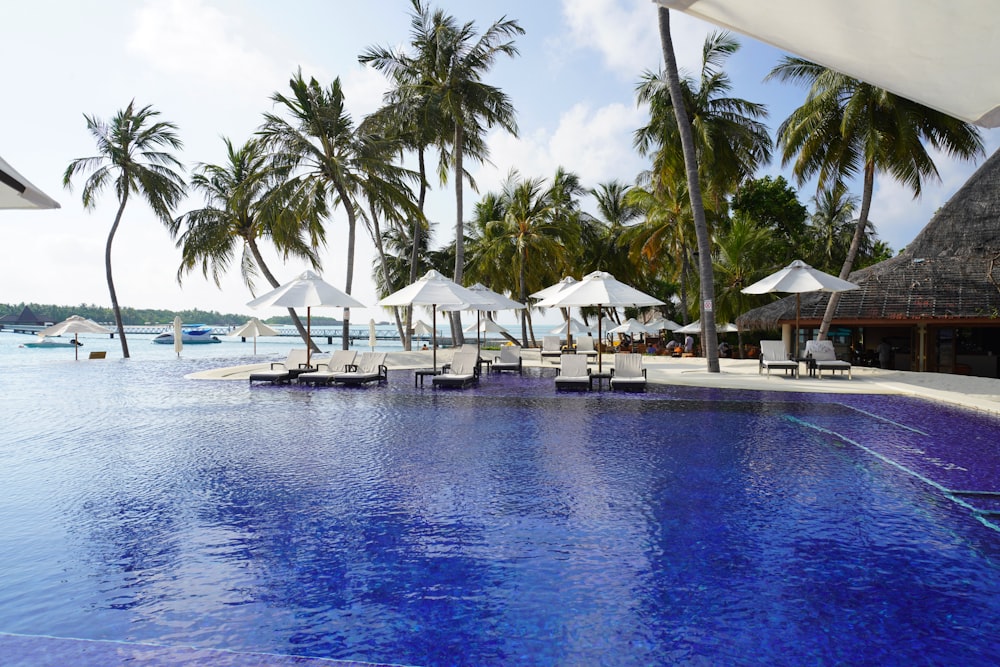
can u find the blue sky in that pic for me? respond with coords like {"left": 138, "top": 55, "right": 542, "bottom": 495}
{"left": 2, "top": 0, "right": 997, "bottom": 324}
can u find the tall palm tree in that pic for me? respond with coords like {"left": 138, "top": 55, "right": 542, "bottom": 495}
{"left": 170, "top": 137, "right": 324, "bottom": 349}
{"left": 260, "top": 71, "right": 418, "bottom": 349}
{"left": 804, "top": 184, "right": 858, "bottom": 273}
{"left": 712, "top": 216, "right": 773, "bottom": 355}
{"left": 63, "top": 101, "right": 186, "bottom": 359}
{"left": 768, "top": 57, "right": 984, "bottom": 338}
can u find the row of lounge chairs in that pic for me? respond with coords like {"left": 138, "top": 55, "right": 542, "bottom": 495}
{"left": 540, "top": 334, "right": 599, "bottom": 361}
{"left": 555, "top": 352, "right": 647, "bottom": 392}
{"left": 249, "top": 350, "right": 387, "bottom": 386}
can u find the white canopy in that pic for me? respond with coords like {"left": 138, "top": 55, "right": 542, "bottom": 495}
{"left": 228, "top": 317, "right": 279, "bottom": 339}
{"left": 38, "top": 315, "right": 112, "bottom": 360}
{"left": 607, "top": 318, "right": 654, "bottom": 336}
{"left": 676, "top": 320, "right": 739, "bottom": 334}
{"left": 464, "top": 318, "right": 510, "bottom": 335}
{"left": 439, "top": 282, "right": 525, "bottom": 312}
{"left": 0, "top": 154, "right": 60, "bottom": 209}
{"left": 530, "top": 276, "right": 577, "bottom": 301}
{"left": 550, "top": 316, "right": 591, "bottom": 336}
{"left": 655, "top": 0, "right": 1000, "bottom": 127}
{"left": 645, "top": 316, "right": 682, "bottom": 332}
{"left": 741, "top": 260, "right": 860, "bottom": 295}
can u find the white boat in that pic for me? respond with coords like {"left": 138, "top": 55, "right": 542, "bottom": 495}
{"left": 22, "top": 336, "right": 82, "bottom": 348}
{"left": 153, "top": 324, "right": 221, "bottom": 345}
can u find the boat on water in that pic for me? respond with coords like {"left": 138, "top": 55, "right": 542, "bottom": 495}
{"left": 153, "top": 324, "right": 222, "bottom": 345}
{"left": 22, "top": 336, "right": 82, "bottom": 348}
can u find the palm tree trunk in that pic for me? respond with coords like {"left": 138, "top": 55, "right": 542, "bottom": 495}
{"left": 658, "top": 6, "right": 719, "bottom": 373}
{"left": 336, "top": 182, "right": 357, "bottom": 351}
{"left": 818, "top": 163, "right": 874, "bottom": 340}
{"left": 247, "top": 237, "right": 317, "bottom": 352}
{"left": 369, "top": 202, "right": 407, "bottom": 344}
{"left": 519, "top": 246, "right": 529, "bottom": 346}
{"left": 451, "top": 123, "right": 465, "bottom": 346}
{"left": 404, "top": 147, "right": 429, "bottom": 351}
{"left": 107, "top": 196, "right": 130, "bottom": 359}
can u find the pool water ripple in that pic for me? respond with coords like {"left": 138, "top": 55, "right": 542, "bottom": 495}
{"left": 2, "top": 360, "right": 1000, "bottom": 665}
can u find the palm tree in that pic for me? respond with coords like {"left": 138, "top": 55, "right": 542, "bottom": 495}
{"left": 170, "top": 137, "right": 323, "bottom": 349}
{"left": 63, "top": 101, "right": 186, "bottom": 359}
{"left": 260, "top": 71, "right": 418, "bottom": 349}
{"left": 712, "top": 216, "right": 773, "bottom": 355}
{"left": 768, "top": 57, "right": 984, "bottom": 338}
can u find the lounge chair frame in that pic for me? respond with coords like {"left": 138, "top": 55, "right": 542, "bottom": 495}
{"left": 805, "top": 339, "right": 852, "bottom": 379}
{"left": 758, "top": 340, "right": 799, "bottom": 379}
{"left": 540, "top": 335, "right": 563, "bottom": 362}
{"left": 297, "top": 350, "right": 359, "bottom": 386}
{"left": 610, "top": 353, "right": 647, "bottom": 391}
{"left": 492, "top": 345, "right": 522, "bottom": 374}
{"left": 555, "top": 353, "right": 592, "bottom": 391}
{"left": 433, "top": 350, "right": 480, "bottom": 388}
{"left": 332, "top": 352, "right": 388, "bottom": 385}
{"left": 249, "top": 349, "right": 312, "bottom": 385}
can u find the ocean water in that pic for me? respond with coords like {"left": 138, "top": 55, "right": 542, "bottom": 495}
{"left": 2, "top": 335, "right": 1000, "bottom": 665}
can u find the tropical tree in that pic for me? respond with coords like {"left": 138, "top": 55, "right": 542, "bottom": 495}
{"left": 63, "top": 101, "right": 186, "bottom": 358}
{"left": 712, "top": 215, "right": 773, "bottom": 355}
{"left": 768, "top": 57, "right": 984, "bottom": 338}
{"left": 170, "top": 137, "right": 323, "bottom": 349}
{"left": 729, "top": 175, "right": 808, "bottom": 259}
{"left": 260, "top": 71, "right": 418, "bottom": 349}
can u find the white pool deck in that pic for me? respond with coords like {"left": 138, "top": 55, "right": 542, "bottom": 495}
{"left": 190, "top": 348, "right": 1000, "bottom": 416}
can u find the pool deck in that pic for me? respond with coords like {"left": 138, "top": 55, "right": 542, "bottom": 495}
{"left": 191, "top": 349, "right": 1000, "bottom": 416}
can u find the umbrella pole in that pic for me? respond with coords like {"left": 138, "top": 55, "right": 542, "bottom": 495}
{"left": 432, "top": 306, "right": 437, "bottom": 372}
{"left": 75, "top": 333, "right": 79, "bottom": 361}
{"left": 795, "top": 293, "right": 801, "bottom": 360}
{"left": 307, "top": 307, "right": 312, "bottom": 368}
{"left": 477, "top": 311, "right": 482, "bottom": 356}
{"left": 598, "top": 309, "right": 603, "bottom": 373}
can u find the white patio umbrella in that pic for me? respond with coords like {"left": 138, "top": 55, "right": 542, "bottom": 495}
{"left": 0, "top": 154, "right": 60, "bottom": 209}
{"left": 741, "top": 259, "right": 859, "bottom": 358}
{"left": 536, "top": 271, "right": 665, "bottom": 372}
{"left": 378, "top": 270, "right": 482, "bottom": 372}
{"left": 645, "top": 316, "right": 682, "bottom": 332}
{"left": 655, "top": 0, "right": 1000, "bottom": 128}
{"left": 675, "top": 320, "right": 739, "bottom": 334}
{"left": 369, "top": 319, "right": 377, "bottom": 352}
{"left": 228, "top": 317, "right": 279, "bottom": 355}
{"left": 172, "top": 316, "right": 184, "bottom": 358}
{"left": 440, "top": 282, "right": 525, "bottom": 351}
{"left": 464, "top": 318, "right": 510, "bottom": 335}
{"left": 412, "top": 320, "right": 435, "bottom": 338}
{"left": 549, "top": 316, "right": 591, "bottom": 336}
{"left": 38, "top": 315, "right": 112, "bottom": 360}
{"left": 608, "top": 318, "right": 654, "bottom": 336}
{"left": 247, "top": 269, "right": 365, "bottom": 368}
{"left": 530, "top": 276, "right": 577, "bottom": 301}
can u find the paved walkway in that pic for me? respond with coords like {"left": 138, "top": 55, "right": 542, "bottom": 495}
{"left": 189, "top": 349, "right": 1000, "bottom": 416}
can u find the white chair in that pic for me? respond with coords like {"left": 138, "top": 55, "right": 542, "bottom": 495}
{"left": 433, "top": 350, "right": 480, "bottom": 388}
{"left": 297, "top": 350, "right": 358, "bottom": 385}
{"left": 805, "top": 339, "right": 852, "bottom": 379}
{"left": 610, "top": 353, "right": 647, "bottom": 391}
{"left": 541, "top": 335, "right": 563, "bottom": 361}
{"left": 332, "top": 352, "right": 388, "bottom": 385}
{"left": 492, "top": 345, "right": 522, "bottom": 374}
{"left": 758, "top": 341, "right": 799, "bottom": 378}
{"left": 249, "top": 349, "right": 311, "bottom": 385}
{"left": 555, "top": 353, "right": 591, "bottom": 390}
{"left": 575, "top": 335, "right": 599, "bottom": 359}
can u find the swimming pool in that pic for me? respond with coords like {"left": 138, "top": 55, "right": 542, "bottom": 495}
{"left": 2, "top": 356, "right": 1000, "bottom": 665}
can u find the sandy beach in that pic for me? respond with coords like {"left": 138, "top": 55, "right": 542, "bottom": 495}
{"left": 190, "top": 348, "right": 1000, "bottom": 415}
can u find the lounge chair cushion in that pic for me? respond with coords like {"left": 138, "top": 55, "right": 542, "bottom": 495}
{"left": 758, "top": 341, "right": 799, "bottom": 378}
{"left": 297, "top": 350, "right": 359, "bottom": 385}
{"left": 433, "top": 350, "right": 480, "bottom": 388}
{"left": 610, "top": 353, "right": 647, "bottom": 391}
{"left": 249, "top": 349, "right": 312, "bottom": 384}
{"left": 492, "top": 345, "right": 522, "bottom": 374}
{"left": 333, "top": 352, "right": 388, "bottom": 385}
{"left": 555, "top": 353, "right": 591, "bottom": 390}
{"left": 805, "top": 340, "right": 852, "bottom": 379}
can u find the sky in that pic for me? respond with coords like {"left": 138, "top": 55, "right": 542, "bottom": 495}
{"left": 2, "top": 0, "right": 998, "bottom": 326}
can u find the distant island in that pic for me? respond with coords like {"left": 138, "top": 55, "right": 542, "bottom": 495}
{"left": 0, "top": 302, "right": 341, "bottom": 327}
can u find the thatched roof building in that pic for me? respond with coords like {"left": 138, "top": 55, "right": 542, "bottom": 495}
{"left": 739, "top": 150, "right": 1000, "bottom": 329}
{"left": 737, "top": 149, "right": 1000, "bottom": 376}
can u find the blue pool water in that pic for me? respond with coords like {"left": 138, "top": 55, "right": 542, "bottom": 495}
{"left": 2, "top": 351, "right": 1000, "bottom": 665}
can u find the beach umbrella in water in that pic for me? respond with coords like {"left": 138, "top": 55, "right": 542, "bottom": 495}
{"left": 247, "top": 270, "right": 365, "bottom": 368}
{"left": 741, "top": 259, "right": 859, "bottom": 358}
{"left": 536, "top": 271, "right": 665, "bottom": 372}
{"left": 369, "top": 319, "right": 377, "bottom": 352}
{"left": 441, "top": 282, "right": 524, "bottom": 352}
{"left": 378, "top": 270, "right": 482, "bottom": 372}
{"left": 172, "top": 316, "right": 184, "bottom": 358}
{"left": 227, "top": 317, "right": 279, "bottom": 355}
{"left": 38, "top": 315, "right": 112, "bottom": 360}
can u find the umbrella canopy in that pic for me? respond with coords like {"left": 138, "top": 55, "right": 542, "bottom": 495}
{"left": 378, "top": 270, "right": 482, "bottom": 372}
{"left": 228, "top": 317, "right": 279, "bottom": 355}
{"left": 655, "top": 0, "right": 1000, "bottom": 128}
{"left": 464, "top": 318, "right": 510, "bottom": 335}
{"left": 607, "top": 318, "right": 654, "bottom": 336}
{"left": 440, "top": 283, "right": 525, "bottom": 352}
{"left": 536, "top": 271, "right": 665, "bottom": 372}
{"left": 0, "top": 154, "right": 60, "bottom": 210}
{"left": 173, "top": 316, "right": 184, "bottom": 358}
{"left": 412, "top": 320, "right": 435, "bottom": 337}
{"left": 38, "top": 315, "right": 112, "bottom": 360}
{"left": 742, "top": 260, "right": 859, "bottom": 357}
{"left": 248, "top": 269, "right": 365, "bottom": 367}
{"left": 675, "top": 320, "right": 739, "bottom": 335}
{"left": 645, "top": 316, "right": 682, "bottom": 332}
{"left": 550, "top": 316, "right": 591, "bottom": 336}
{"left": 530, "top": 276, "right": 577, "bottom": 301}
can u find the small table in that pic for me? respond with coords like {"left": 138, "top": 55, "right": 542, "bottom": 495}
{"left": 796, "top": 357, "right": 817, "bottom": 378}
{"left": 591, "top": 372, "right": 613, "bottom": 391}
{"left": 414, "top": 369, "right": 440, "bottom": 387}
{"left": 477, "top": 358, "right": 492, "bottom": 375}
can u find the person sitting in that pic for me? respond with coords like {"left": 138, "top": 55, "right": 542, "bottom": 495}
{"left": 718, "top": 341, "right": 732, "bottom": 358}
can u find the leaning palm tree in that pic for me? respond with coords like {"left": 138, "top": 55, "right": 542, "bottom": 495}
{"left": 170, "top": 137, "right": 324, "bottom": 350}
{"left": 768, "top": 57, "right": 984, "bottom": 339}
{"left": 63, "top": 101, "right": 186, "bottom": 359}
{"left": 260, "top": 71, "right": 418, "bottom": 349}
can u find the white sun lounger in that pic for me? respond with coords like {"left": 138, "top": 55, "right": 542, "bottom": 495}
{"left": 805, "top": 339, "right": 852, "bottom": 379}
{"left": 433, "top": 350, "right": 480, "bottom": 388}
{"left": 249, "top": 349, "right": 311, "bottom": 385}
{"left": 575, "top": 335, "right": 599, "bottom": 359}
{"left": 759, "top": 340, "right": 799, "bottom": 378}
{"left": 555, "top": 353, "right": 591, "bottom": 390}
{"left": 492, "top": 345, "right": 522, "bottom": 374}
{"left": 610, "top": 353, "right": 647, "bottom": 391}
{"left": 297, "top": 350, "right": 358, "bottom": 385}
{"left": 541, "top": 335, "right": 563, "bottom": 361}
{"left": 332, "top": 352, "right": 388, "bottom": 385}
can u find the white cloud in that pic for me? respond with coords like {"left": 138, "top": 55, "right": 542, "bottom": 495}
{"left": 559, "top": 0, "right": 711, "bottom": 79}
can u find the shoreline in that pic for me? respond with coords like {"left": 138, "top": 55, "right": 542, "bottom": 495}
{"left": 188, "top": 349, "right": 1000, "bottom": 416}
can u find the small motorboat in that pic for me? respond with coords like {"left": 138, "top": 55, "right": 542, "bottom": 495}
{"left": 153, "top": 324, "right": 222, "bottom": 344}
{"left": 22, "top": 336, "right": 82, "bottom": 348}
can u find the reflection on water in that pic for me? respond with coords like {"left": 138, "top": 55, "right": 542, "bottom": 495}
{"left": 1, "top": 355, "right": 1000, "bottom": 665}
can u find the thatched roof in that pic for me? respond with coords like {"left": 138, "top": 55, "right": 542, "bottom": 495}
{"left": 738, "top": 149, "right": 1000, "bottom": 331}
{"left": 0, "top": 305, "right": 46, "bottom": 325}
